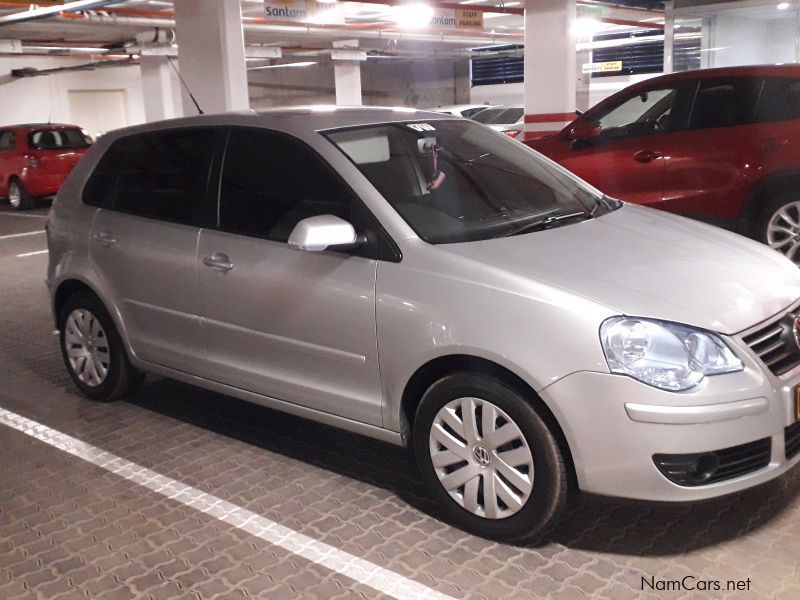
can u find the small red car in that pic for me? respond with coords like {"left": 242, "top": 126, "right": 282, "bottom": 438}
{"left": 525, "top": 65, "right": 800, "bottom": 263}
{"left": 0, "top": 123, "right": 91, "bottom": 210}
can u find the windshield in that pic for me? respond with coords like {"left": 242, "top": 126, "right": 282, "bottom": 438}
{"left": 473, "top": 107, "right": 523, "bottom": 125}
{"left": 326, "top": 120, "right": 612, "bottom": 244}
{"left": 28, "top": 128, "right": 91, "bottom": 150}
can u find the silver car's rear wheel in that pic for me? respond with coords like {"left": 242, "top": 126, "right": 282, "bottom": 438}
{"left": 766, "top": 200, "right": 800, "bottom": 264}
{"left": 64, "top": 308, "right": 110, "bottom": 387}
{"left": 429, "top": 397, "right": 534, "bottom": 519}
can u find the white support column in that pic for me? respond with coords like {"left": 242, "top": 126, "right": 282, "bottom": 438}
{"left": 173, "top": 0, "right": 249, "bottom": 114}
{"left": 664, "top": 1, "right": 675, "bottom": 74}
{"left": 140, "top": 55, "right": 181, "bottom": 122}
{"left": 523, "top": 0, "right": 578, "bottom": 141}
{"left": 332, "top": 40, "right": 363, "bottom": 106}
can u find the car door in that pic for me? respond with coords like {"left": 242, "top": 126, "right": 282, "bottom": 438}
{"left": 85, "top": 127, "right": 221, "bottom": 372}
{"left": 552, "top": 81, "right": 695, "bottom": 206}
{"left": 658, "top": 77, "right": 766, "bottom": 226}
{"left": 196, "top": 127, "right": 384, "bottom": 425}
{"left": 0, "top": 130, "right": 16, "bottom": 196}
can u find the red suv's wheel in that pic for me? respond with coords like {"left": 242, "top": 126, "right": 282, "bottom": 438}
{"left": 761, "top": 189, "right": 800, "bottom": 266}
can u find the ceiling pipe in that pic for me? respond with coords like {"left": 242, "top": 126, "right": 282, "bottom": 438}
{"left": 0, "top": 0, "right": 125, "bottom": 26}
{"left": 59, "top": 11, "right": 523, "bottom": 45}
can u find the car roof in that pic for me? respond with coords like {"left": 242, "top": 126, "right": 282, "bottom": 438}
{"left": 0, "top": 123, "right": 82, "bottom": 130}
{"left": 625, "top": 64, "right": 800, "bottom": 90}
{"left": 97, "top": 106, "right": 460, "bottom": 141}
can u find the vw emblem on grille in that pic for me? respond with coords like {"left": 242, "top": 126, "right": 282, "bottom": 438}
{"left": 472, "top": 445, "right": 491, "bottom": 467}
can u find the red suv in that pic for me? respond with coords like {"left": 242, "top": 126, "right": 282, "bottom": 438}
{"left": 0, "top": 124, "right": 91, "bottom": 210}
{"left": 526, "top": 65, "right": 800, "bottom": 263}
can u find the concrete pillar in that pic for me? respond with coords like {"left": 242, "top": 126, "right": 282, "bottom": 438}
{"left": 173, "top": 0, "right": 249, "bottom": 114}
{"left": 664, "top": 1, "right": 675, "bottom": 74}
{"left": 333, "top": 40, "right": 363, "bottom": 106}
{"left": 523, "top": 0, "right": 578, "bottom": 140}
{"left": 140, "top": 55, "right": 181, "bottom": 122}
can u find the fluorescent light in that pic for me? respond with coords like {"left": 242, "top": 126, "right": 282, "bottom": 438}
{"left": 572, "top": 16, "right": 604, "bottom": 37}
{"left": 248, "top": 61, "right": 317, "bottom": 71}
{"left": 393, "top": 4, "right": 434, "bottom": 29}
{"left": 777, "top": 2, "right": 791, "bottom": 9}
{"left": 23, "top": 45, "right": 110, "bottom": 53}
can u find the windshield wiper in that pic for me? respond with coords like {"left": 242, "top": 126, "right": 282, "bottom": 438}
{"left": 504, "top": 210, "right": 592, "bottom": 237}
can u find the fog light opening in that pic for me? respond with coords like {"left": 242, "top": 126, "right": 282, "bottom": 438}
{"left": 687, "top": 452, "right": 720, "bottom": 484}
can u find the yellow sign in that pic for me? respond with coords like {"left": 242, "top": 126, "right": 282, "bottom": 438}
{"left": 455, "top": 9, "right": 484, "bottom": 32}
{"left": 582, "top": 61, "right": 623, "bottom": 74}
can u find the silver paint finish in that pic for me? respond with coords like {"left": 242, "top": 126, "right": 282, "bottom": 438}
{"left": 288, "top": 215, "right": 358, "bottom": 252}
{"left": 47, "top": 107, "right": 800, "bottom": 504}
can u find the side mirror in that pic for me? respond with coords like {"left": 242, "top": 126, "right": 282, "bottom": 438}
{"left": 569, "top": 121, "right": 602, "bottom": 142}
{"left": 288, "top": 215, "right": 361, "bottom": 252}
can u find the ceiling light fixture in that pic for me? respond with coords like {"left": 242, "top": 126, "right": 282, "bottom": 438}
{"left": 248, "top": 61, "right": 317, "bottom": 70}
{"left": 777, "top": 2, "right": 791, "bottom": 10}
{"left": 393, "top": 4, "right": 434, "bottom": 29}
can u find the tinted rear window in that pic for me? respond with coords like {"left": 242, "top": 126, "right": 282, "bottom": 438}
{"left": 689, "top": 78, "right": 762, "bottom": 130}
{"left": 83, "top": 128, "right": 218, "bottom": 226}
{"left": 756, "top": 78, "right": 800, "bottom": 123}
{"left": 29, "top": 128, "right": 90, "bottom": 150}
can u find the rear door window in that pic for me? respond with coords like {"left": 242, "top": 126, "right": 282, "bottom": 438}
{"left": 755, "top": 78, "right": 800, "bottom": 123}
{"left": 28, "top": 128, "right": 91, "bottom": 150}
{"left": 83, "top": 128, "right": 219, "bottom": 226}
{"left": 688, "top": 78, "right": 762, "bottom": 130}
{"left": 0, "top": 131, "right": 15, "bottom": 151}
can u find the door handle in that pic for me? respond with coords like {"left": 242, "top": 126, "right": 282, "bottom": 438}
{"left": 202, "top": 252, "right": 234, "bottom": 274}
{"left": 633, "top": 150, "right": 663, "bottom": 163}
{"left": 91, "top": 231, "right": 116, "bottom": 247}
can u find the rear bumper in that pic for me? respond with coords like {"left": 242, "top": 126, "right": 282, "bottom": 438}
{"left": 21, "top": 170, "right": 68, "bottom": 198}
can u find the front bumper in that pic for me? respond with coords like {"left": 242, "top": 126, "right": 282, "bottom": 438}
{"left": 541, "top": 359, "right": 800, "bottom": 502}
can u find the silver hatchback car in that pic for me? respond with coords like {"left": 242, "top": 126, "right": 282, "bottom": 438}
{"left": 47, "top": 107, "right": 800, "bottom": 542}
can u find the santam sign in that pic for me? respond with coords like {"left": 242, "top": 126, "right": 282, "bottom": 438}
{"left": 264, "top": 0, "right": 343, "bottom": 24}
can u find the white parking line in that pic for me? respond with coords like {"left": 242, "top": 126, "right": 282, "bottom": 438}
{"left": 0, "top": 212, "right": 48, "bottom": 219}
{"left": 16, "top": 250, "right": 48, "bottom": 258}
{"left": 0, "top": 408, "right": 456, "bottom": 600}
{"left": 0, "top": 230, "right": 45, "bottom": 240}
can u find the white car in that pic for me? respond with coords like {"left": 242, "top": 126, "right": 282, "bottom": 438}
{"left": 430, "top": 104, "right": 493, "bottom": 119}
{"left": 473, "top": 105, "right": 525, "bottom": 138}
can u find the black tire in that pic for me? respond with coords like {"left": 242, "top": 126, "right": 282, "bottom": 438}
{"left": 413, "top": 373, "right": 568, "bottom": 543}
{"left": 756, "top": 188, "right": 800, "bottom": 256}
{"left": 58, "top": 292, "right": 143, "bottom": 402}
{"left": 8, "top": 179, "right": 34, "bottom": 210}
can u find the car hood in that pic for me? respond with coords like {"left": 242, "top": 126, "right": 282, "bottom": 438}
{"left": 441, "top": 204, "right": 800, "bottom": 335}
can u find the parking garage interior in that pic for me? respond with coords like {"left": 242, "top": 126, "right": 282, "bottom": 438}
{"left": 2, "top": 1, "right": 800, "bottom": 599}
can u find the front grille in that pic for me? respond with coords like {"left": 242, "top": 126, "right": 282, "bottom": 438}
{"left": 786, "top": 422, "right": 800, "bottom": 460}
{"left": 743, "top": 319, "right": 800, "bottom": 376}
{"left": 654, "top": 438, "right": 771, "bottom": 487}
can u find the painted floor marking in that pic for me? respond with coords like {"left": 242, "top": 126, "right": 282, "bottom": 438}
{"left": 0, "top": 212, "right": 48, "bottom": 219}
{"left": 0, "top": 230, "right": 45, "bottom": 240}
{"left": 0, "top": 407, "right": 456, "bottom": 600}
{"left": 16, "top": 249, "right": 48, "bottom": 258}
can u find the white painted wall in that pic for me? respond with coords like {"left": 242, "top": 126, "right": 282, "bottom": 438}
{"left": 708, "top": 13, "right": 797, "bottom": 68}
{"left": 0, "top": 56, "right": 145, "bottom": 130}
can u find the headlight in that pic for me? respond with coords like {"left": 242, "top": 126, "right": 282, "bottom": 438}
{"left": 600, "top": 317, "right": 743, "bottom": 391}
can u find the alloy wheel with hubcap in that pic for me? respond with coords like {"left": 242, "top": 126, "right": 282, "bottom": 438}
{"left": 429, "top": 396, "right": 534, "bottom": 519}
{"left": 766, "top": 201, "right": 800, "bottom": 264}
{"left": 414, "top": 373, "right": 568, "bottom": 542}
{"left": 58, "top": 292, "right": 143, "bottom": 402}
{"left": 64, "top": 308, "right": 111, "bottom": 387}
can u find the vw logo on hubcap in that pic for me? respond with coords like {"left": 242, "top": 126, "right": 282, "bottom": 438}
{"left": 472, "top": 445, "right": 491, "bottom": 467}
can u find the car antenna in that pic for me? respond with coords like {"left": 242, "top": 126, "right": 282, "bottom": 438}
{"left": 166, "top": 55, "right": 204, "bottom": 115}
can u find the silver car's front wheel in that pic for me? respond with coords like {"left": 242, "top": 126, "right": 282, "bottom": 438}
{"left": 429, "top": 397, "right": 534, "bottom": 519}
{"left": 64, "top": 308, "right": 110, "bottom": 387}
{"left": 414, "top": 373, "right": 568, "bottom": 542}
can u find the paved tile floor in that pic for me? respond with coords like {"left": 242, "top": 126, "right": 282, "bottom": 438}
{"left": 0, "top": 204, "right": 799, "bottom": 599}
